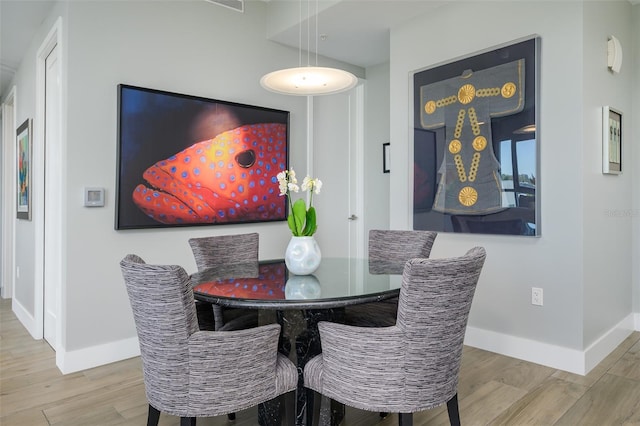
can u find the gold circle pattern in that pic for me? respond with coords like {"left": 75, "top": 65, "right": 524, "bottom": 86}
{"left": 454, "top": 154, "right": 467, "bottom": 182}
{"left": 468, "top": 107, "right": 480, "bottom": 135}
{"left": 458, "top": 186, "right": 478, "bottom": 206}
{"left": 468, "top": 153, "right": 481, "bottom": 182}
{"left": 435, "top": 96, "right": 457, "bottom": 107}
{"left": 425, "top": 101, "right": 436, "bottom": 114}
{"left": 501, "top": 82, "right": 517, "bottom": 98}
{"left": 449, "top": 139, "right": 462, "bottom": 154}
{"left": 476, "top": 87, "right": 501, "bottom": 97}
{"left": 454, "top": 109, "right": 466, "bottom": 138}
{"left": 473, "top": 136, "right": 487, "bottom": 151}
{"left": 458, "top": 84, "right": 476, "bottom": 104}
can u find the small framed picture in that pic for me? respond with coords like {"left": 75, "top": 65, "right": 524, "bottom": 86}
{"left": 383, "top": 142, "right": 390, "bottom": 173}
{"left": 16, "top": 118, "right": 32, "bottom": 220}
{"left": 602, "top": 106, "right": 622, "bottom": 175}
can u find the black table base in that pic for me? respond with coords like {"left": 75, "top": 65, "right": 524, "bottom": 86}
{"left": 258, "top": 309, "right": 345, "bottom": 426}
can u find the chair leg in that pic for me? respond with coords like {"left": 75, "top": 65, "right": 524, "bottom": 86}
{"left": 380, "top": 412, "right": 388, "bottom": 418}
{"left": 398, "top": 412, "right": 413, "bottom": 426}
{"left": 446, "top": 393, "right": 461, "bottom": 426}
{"left": 147, "top": 404, "right": 161, "bottom": 426}
{"left": 227, "top": 413, "right": 236, "bottom": 420}
{"left": 180, "top": 417, "right": 196, "bottom": 426}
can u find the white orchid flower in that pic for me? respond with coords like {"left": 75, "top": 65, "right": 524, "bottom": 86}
{"left": 288, "top": 182, "right": 300, "bottom": 193}
{"left": 273, "top": 168, "right": 322, "bottom": 236}
{"left": 311, "top": 178, "right": 322, "bottom": 194}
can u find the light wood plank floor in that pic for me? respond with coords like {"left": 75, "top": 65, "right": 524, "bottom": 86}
{"left": 2, "top": 297, "right": 640, "bottom": 425}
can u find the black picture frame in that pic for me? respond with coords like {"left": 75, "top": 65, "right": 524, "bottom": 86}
{"left": 383, "top": 142, "right": 390, "bottom": 173}
{"left": 413, "top": 36, "right": 539, "bottom": 236}
{"left": 116, "top": 84, "right": 290, "bottom": 230}
{"left": 16, "top": 118, "right": 32, "bottom": 221}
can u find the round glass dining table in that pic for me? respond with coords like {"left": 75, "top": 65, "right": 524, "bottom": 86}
{"left": 191, "top": 257, "right": 405, "bottom": 309}
{"left": 190, "top": 258, "right": 405, "bottom": 426}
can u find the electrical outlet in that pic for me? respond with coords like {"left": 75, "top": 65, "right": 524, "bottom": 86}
{"left": 531, "top": 287, "right": 543, "bottom": 306}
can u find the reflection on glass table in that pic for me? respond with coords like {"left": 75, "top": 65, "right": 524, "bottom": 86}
{"left": 191, "top": 258, "right": 404, "bottom": 309}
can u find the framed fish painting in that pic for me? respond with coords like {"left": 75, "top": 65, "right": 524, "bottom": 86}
{"left": 412, "top": 36, "right": 540, "bottom": 236}
{"left": 116, "top": 84, "right": 289, "bottom": 230}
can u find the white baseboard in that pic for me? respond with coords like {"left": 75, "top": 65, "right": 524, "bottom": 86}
{"left": 584, "top": 314, "right": 635, "bottom": 373}
{"left": 12, "top": 298, "right": 41, "bottom": 340}
{"left": 465, "top": 314, "right": 635, "bottom": 376}
{"left": 57, "top": 336, "right": 140, "bottom": 375}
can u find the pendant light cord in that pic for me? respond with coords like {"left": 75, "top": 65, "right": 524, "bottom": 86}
{"left": 298, "top": 0, "right": 302, "bottom": 67}
{"left": 306, "top": 0, "right": 310, "bottom": 66}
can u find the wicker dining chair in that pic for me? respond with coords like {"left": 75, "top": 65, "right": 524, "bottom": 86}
{"left": 304, "top": 247, "right": 486, "bottom": 426}
{"left": 344, "top": 229, "right": 438, "bottom": 327}
{"left": 120, "top": 254, "right": 297, "bottom": 426}
{"left": 188, "top": 232, "right": 259, "bottom": 331}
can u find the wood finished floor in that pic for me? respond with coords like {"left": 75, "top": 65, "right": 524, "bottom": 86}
{"left": 2, "top": 297, "right": 640, "bottom": 426}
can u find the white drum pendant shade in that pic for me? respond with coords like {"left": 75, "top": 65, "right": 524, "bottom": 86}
{"left": 260, "top": 66, "right": 357, "bottom": 96}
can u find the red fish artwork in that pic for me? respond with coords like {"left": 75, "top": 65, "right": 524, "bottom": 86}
{"left": 132, "top": 123, "right": 287, "bottom": 224}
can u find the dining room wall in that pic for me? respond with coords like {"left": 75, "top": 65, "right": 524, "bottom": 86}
{"left": 581, "top": 0, "right": 634, "bottom": 364}
{"left": 4, "top": 0, "right": 69, "bottom": 334}
{"left": 390, "top": 0, "right": 636, "bottom": 374}
{"left": 5, "top": 0, "right": 635, "bottom": 376}
{"left": 363, "top": 62, "right": 391, "bottom": 242}
{"left": 6, "top": 0, "right": 366, "bottom": 373}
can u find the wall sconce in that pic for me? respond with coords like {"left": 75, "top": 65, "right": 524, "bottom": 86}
{"left": 607, "top": 35, "right": 623, "bottom": 73}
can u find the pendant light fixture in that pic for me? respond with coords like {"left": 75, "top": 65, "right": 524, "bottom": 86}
{"left": 260, "top": 0, "right": 357, "bottom": 96}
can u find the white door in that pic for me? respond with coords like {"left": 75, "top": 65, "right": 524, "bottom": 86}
{"left": 312, "top": 84, "right": 364, "bottom": 259}
{"left": 43, "top": 43, "right": 61, "bottom": 347}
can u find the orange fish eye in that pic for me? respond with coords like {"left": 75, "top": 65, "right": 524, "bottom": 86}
{"left": 235, "top": 149, "right": 256, "bottom": 168}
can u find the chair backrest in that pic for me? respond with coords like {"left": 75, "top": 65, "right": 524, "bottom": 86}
{"left": 120, "top": 254, "right": 199, "bottom": 411}
{"left": 396, "top": 246, "right": 486, "bottom": 405}
{"left": 368, "top": 229, "right": 437, "bottom": 263}
{"left": 188, "top": 232, "right": 259, "bottom": 271}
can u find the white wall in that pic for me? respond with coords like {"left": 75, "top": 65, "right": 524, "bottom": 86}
{"left": 6, "top": 0, "right": 637, "bottom": 375}
{"left": 391, "top": 1, "right": 586, "bottom": 349}
{"left": 8, "top": 0, "right": 364, "bottom": 371}
{"left": 582, "top": 1, "right": 634, "bottom": 347}
{"left": 363, "top": 62, "right": 391, "bottom": 238}
{"left": 62, "top": 0, "right": 307, "bottom": 352}
{"left": 390, "top": 0, "right": 635, "bottom": 372}
{"left": 9, "top": 2, "right": 69, "bottom": 333}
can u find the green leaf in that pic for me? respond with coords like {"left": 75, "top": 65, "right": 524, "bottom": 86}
{"left": 291, "top": 199, "right": 307, "bottom": 236}
{"left": 287, "top": 215, "right": 297, "bottom": 235}
{"left": 303, "top": 207, "right": 317, "bottom": 236}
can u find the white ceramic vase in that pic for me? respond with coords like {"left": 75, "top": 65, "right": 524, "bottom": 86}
{"left": 285, "top": 236, "right": 322, "bottom": 275}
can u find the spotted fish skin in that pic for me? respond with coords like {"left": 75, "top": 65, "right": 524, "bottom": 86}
{"left": 133, "top": 123, "right": 287, "bottom": 224}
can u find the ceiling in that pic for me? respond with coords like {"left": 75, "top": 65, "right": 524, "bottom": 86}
{"left": 3, "top": 0, "right": 637, "bottom": 99}
{"left": 0, "top": 0, "right": 446, "bottom": 98}
{"left": 0, "top": 1, "right": 56, "bottom": 98}
{"left": 265, "top": 0, "right": 446, "bottom": 69}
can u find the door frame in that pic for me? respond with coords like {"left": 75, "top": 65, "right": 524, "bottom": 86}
{"left": 34, "top": 18, "right": 65, "bottom": 357}
{"left": 307, "top": 82, "right": 365, "bottom": 258}
{"left": 1, "top": 87, "right": 17, "bottom": 300}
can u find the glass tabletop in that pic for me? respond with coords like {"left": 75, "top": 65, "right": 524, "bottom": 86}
{"left": 191, "top": 258, "right": 405, "bottom": 309}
